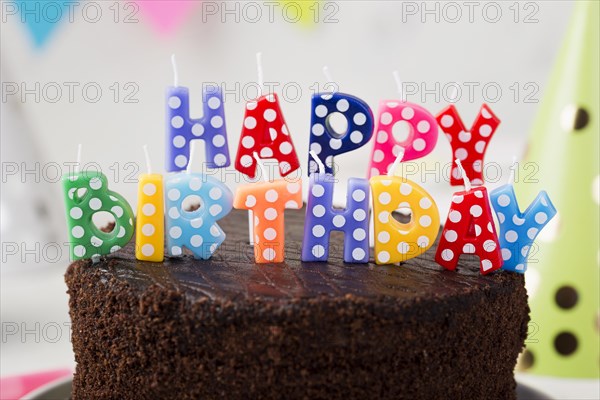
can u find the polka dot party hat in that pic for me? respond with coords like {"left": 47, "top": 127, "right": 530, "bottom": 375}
{"left": 516, "top": 1, "right": 599, "bottom": 378}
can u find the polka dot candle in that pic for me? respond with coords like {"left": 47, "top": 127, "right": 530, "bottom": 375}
{"left": 166, "top": 86, "right": 230, "bottom": 172}
{"left": 367, "top": 101, "right": 438, "bottom": 178}
{"left": 435, "top": 186, "right": 502, "bottom": 275}
{"left": 235, "top": 93, "right": 300, "bottom": 179}
{"left": 307, "top": 92, "right": 374, "bottom": 175}
{"left": 62, "top": 171, "right": 134, "bottom": 261}
{"left": 436, "top": 104, "right": 500, "bottom": 186}
{"left": 369, "top": 175, "right": 440, "bottom": 264}
{"left": 301, "top": 173, "right": 370, "bottom": 263}
{"left": 164, "top": 174, "right": 233, "bottom": 259}
{"left": 135, "top": 174, "right": 164, "bottom": 262}
{"left": 490, "top": 184, "right": 556, "bottom": 273}
{"left": 233, "top": 178, "right": 302, "bottom": 263}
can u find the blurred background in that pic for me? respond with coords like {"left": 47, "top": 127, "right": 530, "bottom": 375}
{"left": 1, "top": 0, "right": 598, "bottom": 398}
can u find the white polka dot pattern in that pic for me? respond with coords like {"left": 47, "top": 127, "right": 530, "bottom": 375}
{"left": 490, "top": 185, "right": 556, "bottom": 273}
{"left": 302, "top": 173, "right": 370, "bottom": 263}
{"left": 308, "top": 92, "right": 374, "bottom": 176}
{"left": 436, "top": 104, "right": 500, "bottom": 186}
{"left": 435, "top": 186, "right": 502, "bottom": 275}
{"left": 63, "top": 172, "right": 134, "bottom": 261}
{"left": 235, "top": 93, "right": 300, "bottom": 179}
{"left": 135, "top": 174, "right": 164, "bottom": 262}
{"left": 166, "top": 87, "right": 230, "bottom": 172}
{"left": 164, "top": 174, "right": 233, "bottom": 260}
{"left": 233, "top": 178, "right": 302, "bottom": 263}
{"left": 367, "top": 101, "right": 438, "bottom": 178}
{"left": 370, "top": 175, "right": 440, "bottom": 264}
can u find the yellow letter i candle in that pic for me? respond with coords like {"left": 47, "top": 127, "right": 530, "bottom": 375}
{"left": 135, "top": 146, "right": 164, "bottom": 262}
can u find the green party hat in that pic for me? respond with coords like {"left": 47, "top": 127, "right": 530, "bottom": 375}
{"left": 516, "top": 1, "right": 599, "bottom": 378}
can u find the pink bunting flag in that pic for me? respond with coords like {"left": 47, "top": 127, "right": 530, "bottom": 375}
{"left": 136, "top": 1, "right": 197, "bottom": 34}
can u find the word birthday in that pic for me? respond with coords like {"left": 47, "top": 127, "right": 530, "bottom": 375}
{"left": 62, "top": 61, "right": 556, "bottom": 275}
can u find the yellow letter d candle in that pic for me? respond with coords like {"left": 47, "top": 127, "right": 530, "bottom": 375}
{"left": 370, "top": 175, "right": 440, "bottom": 264}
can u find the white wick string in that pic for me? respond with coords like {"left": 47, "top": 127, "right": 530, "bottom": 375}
{"left": 171, "top": 54, "right": 179, "bottom": 87}
{"left": 449, "top": 84, "right": 459, "bottom": 103}
{"left": 387, "top": 147, "right": 405, "bottom": 176}
{"left": 393, "top": 70, "right": 404, "bottom": 101}
{"left": 322, "top": 65, "right": 336, "bottom": 93}
{"left": 186, "top": 141, "right": 195, "bottom": 174}
{"left": 256, "top": 52, "right": 264, "bottom": 94}
{"left": 508, "top": 155, "right": 517, "bottom": 184}
{"left": 455, "top": 159, "right": 471, "bottom": 192}
{"left": 75, "top": 144, "right": 82, "bottom": 174}
{"left": 253, "top": 152, "right": 269, "bottom": 182}
{"left": 142, "top": 145, "right": 152, "bottom": 174}
{"left": 309, "top": 150, "right": 325, "bottom": 174}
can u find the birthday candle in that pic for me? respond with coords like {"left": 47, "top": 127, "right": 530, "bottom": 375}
{"left": 235, "top": 91, "right": 300, "bottom": 178}
{"left": 307, "top": 79, "right": 374, "bottom": 175}
{"left": 235, "top": 53, "right": 302, "bottom": 246}
{"left": 367, "top": 72, "right": 439, "bottom": 178}
{"left": 489, "top": 163, "right": 557, "bottom": 273}
{"left": 370, "top": 152, "right": 440, "bottom": 264}
{"left": 62, "top": 147, "right": 134, "bottom": 261}
{"left": 135, "top": 146, "right": 164, "bottom": 262}
{"left": 302, "top": 152, "right": 370, "bottom": 263}
{"left": 436, "top": 104, "right": 500, "bottom": 186}
{"left": 435, "top": 160, "right": 502, "bottom": 274}
{"left": 166, "top": 55, "right": 230, "bottom": 172}
{"left": 165, "top": 173, "right": 233, "bottom": 259}
{"left": 233, "top": 176, "right": 302, "bottom": 263}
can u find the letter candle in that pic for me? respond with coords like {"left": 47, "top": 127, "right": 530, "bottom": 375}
{"left": 135, "top": 145, "right": 164, "bottom": 262}
{"left": 301, "top": 151, "right": 370, "bottom": 263}
{"left": 489, "top": 158, "right": 556, "bottom": 273}
{"left": 307, "top": 66, "right": 374, "bottom": 175}
{"left": 370, "top": 150, "right": 440, "bottom": 264}
{"left": 435, "top": 159, "right": 502, "bottom": 274}
{"left": 166, "top": 55, "right": 230, "bottom": 172}
{"left": 164, "top": 142, "right": 233, "bottom": 259}
{"left": 62, "top": 145, "right": 134, "bottom": 261}
{"left": 235, "top": 53, "right": 301, "bottom": 244}
{"left": 233, "top": 154, "right": 302, "bottom": 263}
{"left": 436, "top": 103, "right": 500, "bottom": 186}
{"left": 367, "top": 71, "right": 439, "bottom": 178}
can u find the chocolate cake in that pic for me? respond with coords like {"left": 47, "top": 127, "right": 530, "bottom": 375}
{"left": 65, "top": 209, "right": 529, "bottom": 399}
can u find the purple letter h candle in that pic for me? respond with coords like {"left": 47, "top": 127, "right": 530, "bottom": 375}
{"left": 302, "top": 173, "right": 370, "bottom": 263}
{"left": 166, "top": 86, "right": 230, "bottom": 172}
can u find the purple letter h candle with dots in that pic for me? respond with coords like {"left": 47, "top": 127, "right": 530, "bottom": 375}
{"left": 166, "top": 86, "right": 230, "bottom": 172}
{"left": 302, "top": 172, "right": 370, "bottom": 263}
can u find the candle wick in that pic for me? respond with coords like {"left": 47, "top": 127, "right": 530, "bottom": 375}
{"left": 387, "top": 147, "right": 405, "bottom": 177}
{"left": 309, "top": 150, "right": 325, "bottom": 174}
{"left": 186, "top": 141, "right": 195, "bottom": 174}
{"left": 256, "top": 52, "right": 264, "bottom": 94}
{"left": 253, "top": 152, "right": 269, "bottom": 182}
{"left": 143, "top": 145, "right": 152, "bottom": 174}
{"left": 75, "top": 143, "right": 82, "bottom": 174}
{"left": 171, "top": 54, "right": 179, "bottom": 87}
{"left": 322, "top": 66, "right": 336, "bottom": 93}
{"left": 508, "top": 155, "right": 517, "bottom": 185}
{"left": 455, "top": 159, "right": 472, "bottom": 192}
{"left": 449, "top": 84, "right": 459, "bottom": 103}
{"left": 393, "top": 70, "right": 404, "bottom": 102}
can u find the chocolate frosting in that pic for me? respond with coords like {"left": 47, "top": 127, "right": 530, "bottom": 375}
{"left": 83, "top": 209, "right": 515, "bottom": 302}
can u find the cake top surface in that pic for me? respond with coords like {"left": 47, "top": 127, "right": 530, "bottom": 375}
{"left": 72, "top": 209, "right": 519, "bottom": 302}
